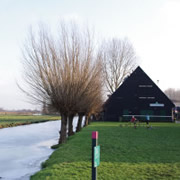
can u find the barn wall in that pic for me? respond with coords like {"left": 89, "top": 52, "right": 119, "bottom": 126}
{"left": 103, "top": 66, "right": 175, "bottom": 122}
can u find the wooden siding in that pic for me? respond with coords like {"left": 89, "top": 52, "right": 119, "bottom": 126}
{"left": 103, "top": 66, "right": 175, "bottom": 122}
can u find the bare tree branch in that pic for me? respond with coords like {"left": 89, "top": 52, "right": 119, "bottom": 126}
{"left": 20, "top": 21, "right": 103, "bottom": 143}
{"left": 100, "top": 38, "right": 137, "bottom": 95}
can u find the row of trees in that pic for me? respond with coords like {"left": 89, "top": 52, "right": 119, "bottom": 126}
{"left": 21, "top": 22, "right": 137, "bottom": 144}
{"left": 164, "top": 88, "right": 180, "bottom": 102}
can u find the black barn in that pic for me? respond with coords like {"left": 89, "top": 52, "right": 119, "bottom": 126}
{"left": 103, "top": 66, "right": 175, "bottom": 122}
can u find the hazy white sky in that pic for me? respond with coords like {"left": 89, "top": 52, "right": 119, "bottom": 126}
{"left": 0, "top": 0, "right": 180, "bottom": 110}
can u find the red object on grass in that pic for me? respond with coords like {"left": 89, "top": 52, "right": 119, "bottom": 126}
{"left": 92, "top": 131, "right": 98, "bottom": 139}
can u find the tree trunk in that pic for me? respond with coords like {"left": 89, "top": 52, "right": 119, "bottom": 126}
{"left": 88, "top": 115, "right": 92, "bottom": 125}
{"left": 58, "top": 114, "right": 68, "bottom": 144}
{"left": 76, "top": 114, "right": 83, "bottom": 132}
{"left": 84, "top": 115, "right": 89, "bottom": 127}
{"left": 68, "top": 114, "right": 75, "bottom": 136}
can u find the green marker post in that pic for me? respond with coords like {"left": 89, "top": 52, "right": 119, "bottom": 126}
{"left": 92, "top": 131, "right": 100, "bottom": 180}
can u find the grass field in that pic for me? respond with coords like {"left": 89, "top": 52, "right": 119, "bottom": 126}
{"left": 31, "top": 122, "right": 180, "bottom": 180}
{"left": 0, "top": 115, "right": 60, "bottom": 128}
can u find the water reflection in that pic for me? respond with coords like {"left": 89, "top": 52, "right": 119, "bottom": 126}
{"left": 0, "top": 117, "right": 84, "bottom": 180}
{"left": 0, "top": 120, "right": 60, "bottom": 179}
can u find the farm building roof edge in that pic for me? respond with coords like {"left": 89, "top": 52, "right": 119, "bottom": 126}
{"left": 102, "top": 66, "right": 175, "bottom": 122}
{"left": 111, "top": 66, "right": 174, "bottom": 105}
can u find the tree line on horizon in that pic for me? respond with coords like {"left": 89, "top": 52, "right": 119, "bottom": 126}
{"left": 20, "top": 21, "right": 137, "bottom": 144}
{"left": 0, "top": 107, "right": 41, "bottom": 114}
{"left": 164, "top": 88, "right": 180, "bottom": 103}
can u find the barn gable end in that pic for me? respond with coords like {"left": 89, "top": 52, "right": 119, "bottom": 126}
{"left": 103, "top": 66, "right": 175, "bottom": 122}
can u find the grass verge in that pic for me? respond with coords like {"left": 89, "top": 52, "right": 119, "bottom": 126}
{"left": 31, "top": 122, "right": 180, "bottom": 180}
{"left": 0, "top": 115, "right": 60, "bottom": 128}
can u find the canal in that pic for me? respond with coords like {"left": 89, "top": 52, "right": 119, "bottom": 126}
{"left": 0, "top": 118, "right": 82, "bottom": 180}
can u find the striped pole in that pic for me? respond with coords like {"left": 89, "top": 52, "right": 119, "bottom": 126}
{"left": 92, "top": 131, "right": 98, "bottom": 180}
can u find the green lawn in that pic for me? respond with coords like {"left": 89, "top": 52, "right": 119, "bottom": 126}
{"left": 31, "top": 122, "right": 180, "bottom": 180}
{"left": 0, "top": 115, "right": 60, "bottom": 128}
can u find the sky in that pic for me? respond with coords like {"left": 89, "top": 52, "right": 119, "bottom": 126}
{"left": 0, "top": 0, "right": 180, "bottom": 110}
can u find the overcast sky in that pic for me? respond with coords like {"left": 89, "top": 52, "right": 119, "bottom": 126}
{"left": 0, "top": 0, "right": 180, "bottom": 110}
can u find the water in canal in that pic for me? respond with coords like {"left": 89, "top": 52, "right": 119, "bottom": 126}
{"left": 0, "top": 117, "right": 83, "bottom": 180}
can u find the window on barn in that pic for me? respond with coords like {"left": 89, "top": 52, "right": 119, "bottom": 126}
{"left": 147, "top": 97, "right": 155, "bottom": 99}
{"left": 139, "top": 97, "right": 155, "bottom": 99}
{"left": 139, "top": 85, "right": 153, "bottom": 87}
{"left": 123, "top": 109, "right": 129, "bottom": 115}
{"left": 139, "top": 97, "right": 147, "bottom": 99}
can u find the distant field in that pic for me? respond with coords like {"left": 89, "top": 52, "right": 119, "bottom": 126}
{"left": 31, "top": 122, "right": 180, "bottom": 180}
{"left": 0, "top": 115, "right": 60, "bottom": 128}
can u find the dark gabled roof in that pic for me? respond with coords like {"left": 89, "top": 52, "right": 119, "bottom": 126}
{"left": 106, "top": 66, "right": 174, "bottom": 108}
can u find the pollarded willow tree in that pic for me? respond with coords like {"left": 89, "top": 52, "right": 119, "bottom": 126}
{"left": 76, "top": 64, "right": 103, "bottom": 132}
{"left": 21, "top": 22, "right": 103, "bottom": 144}
{"left": 100, "top": 38, "right": 137, "bottom": 95}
